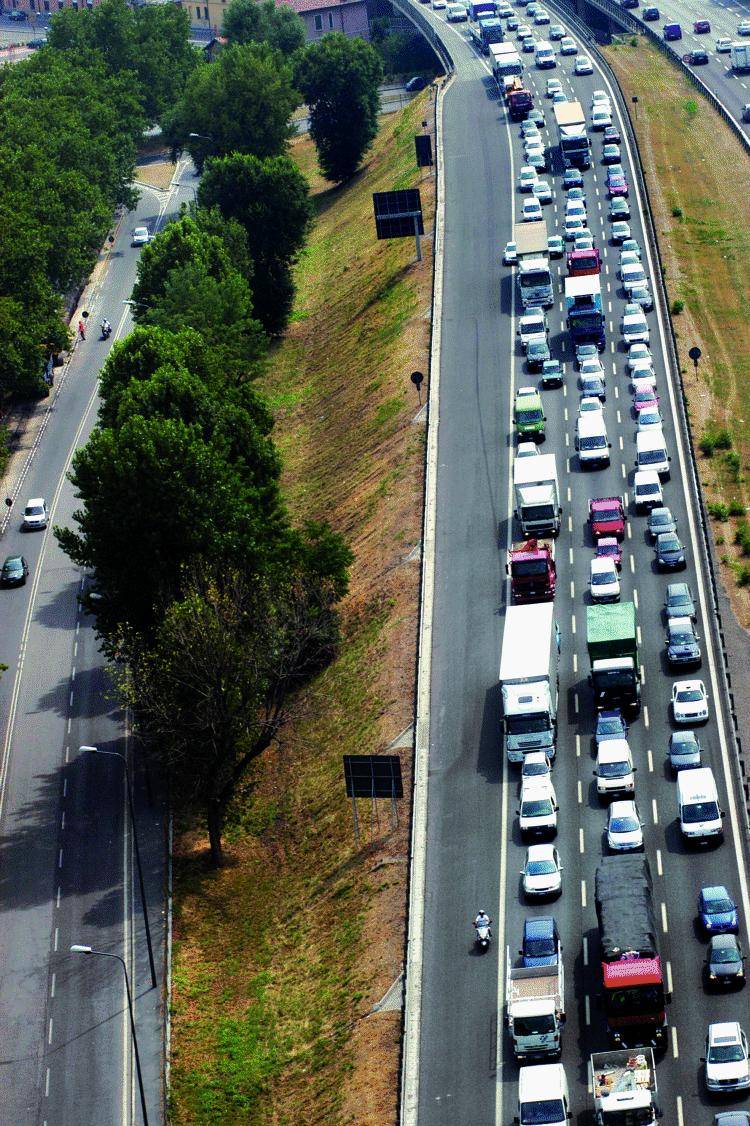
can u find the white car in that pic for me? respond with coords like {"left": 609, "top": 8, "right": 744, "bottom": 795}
{"left": 523, "top": 197, "right": 543, "bottom": 221}
{"left": 637, "top": 407, "right": 663, "bottom": 431}
{"left": 517, "top": 441, "right": 541, "bottom": 457}
{"left": 432, "top": 0, "right": 447, "bottom": 8}
{"left": 578, "top": 395, "right": 604, "bottom": 415}
{"left": 607, "top": 799, "right": 644, "bottom": 852}
{"left": 633, "top": 468, "right": 663, "bottom": 511}
{"left": 546, "top": 77, "right": 562, "bottom": 96}
{"left": 595, "top": 739, "right": 635, "bottom": 798}
{"left": 532, "top": 179, "right": 553, "bottom": 203}
{"left": 716, "top": 37, "right": 733, "bottom": 53}
{"left": 521, "top": 750, "right": 552, "bottom": 782}
{"left": 592, "top": 89, "right": 610, "bottom": 105}
{"left": 564, "top": 216, "right": 586, "bottom": 240}
{"left": 497, "top": 1, "right": 513, "bottom": 14}
{"left": 573, "top": 234, "right": 594, "bottom": 251}
{"left": 590, "top": 556, "right": 620, "bottom": 602}
{"left": 131, "top": 226, "right": 150, "bottom": 247}
{"left": 524, "top": 142, "right": 545, "bottom": 162}
{"left": 22, "top": 497, "right": 48, "bottom": 530}
{"left": 580, "top": 357, "right": 604, "bottom": 378}
{"left": 503, "top": 241, "right": 518, "bottom": 265}
{"left": 565, "top": 199, "right": 586, "bottom": 220}
{"left": 559, "top": 36, "right": 577, "bottom": 54}
{"left": 704, "top": 1023, "right": 750, "bottom": 1093}
{"left": 672, "top": 679, "right": 709, "bottom": 725}
{"left": 445, "top": 2, "right": 468, "bottom": 19}
{"left": 534, "top": 8, "right": 550, "bottom": 23}
{"left": 627, "top": 342, "right": 652, "bottom": 371}
{"left": 619, "top": 250, "right": 640, "bottom": 269}
{"left": 591, "top": 106, "right": 612, "bottom": 130}
{"left": 518, "top": 778, "right": 558, "bottom": 839}
{"left": 518, "top": 165, "right": 539, "bottom": 192}
{"left": 521, "top": 843, "right": 563, "bottom": 898}
{"left": 575, "top": 55, "right": 593, "bottom": 75}
{"left": 621, "top": 312, "right": 650, "bottom": 345}
{"left": 517, "top": 22, "right": 532, "bottom": 37}
{"left": 547, "top": 234, "right": 564, "bottom": 258}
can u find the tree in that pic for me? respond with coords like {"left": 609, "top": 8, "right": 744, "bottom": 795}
{"left": 133, "top": 4, "right": 197, "bottom": 124}
{"left": 198, "top": 153, "right": 312, "bottom": 334}
{"left": 163, "top": 43, "right": 300, "bottom": 171}
{"left": 125, "top": 569, "right": 347, "bottom": 865}
{"left": 0, "top": 295, "right": 67, "bottom": 400}
{"left": 296, "top": 33, "right": 383, "bottom": 183}
{"left": 222, "top": 0, "right": 305, "bottom": 56}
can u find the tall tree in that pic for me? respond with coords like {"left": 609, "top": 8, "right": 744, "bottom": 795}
{"left": 223, "top": 0, "right": 305, "bottom": 56}
{"left": 163, "top": 43, "right": 300, "bottom": 171}
{"left": 198, "top": 153, "right": 312, "bottom": 334}
{"left": 296, "top": 33, "right": 383, "bottom": 183}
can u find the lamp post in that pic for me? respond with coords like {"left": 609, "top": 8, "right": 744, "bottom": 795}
{"left": 79, "top": 747, "right": 157, "bottom": 989}
{"left": 70, "top": 945, "right": 149, "bottom": 1126}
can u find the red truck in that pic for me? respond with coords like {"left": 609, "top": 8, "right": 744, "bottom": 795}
{"left": 567, "top": 248, "right": 601, "bottom": 277}
{"left": 595, "top": 856, "right": 669, "bottom": 1050}
{"left": 589, "top": 497, "right": 626, "bottom": 542}
{"left": 508, "top": 86, "right": 534, "bottom": 122}
{"left": 507, "top": 539, "right": 556, "bottom": 602}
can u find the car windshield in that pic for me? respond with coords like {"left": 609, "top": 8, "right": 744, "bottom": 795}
{"left": 709, "top": 1043, "right": 745, "bottom": 1063}
{"left": 683, "top": 801, "right": 720, "bottom": 823}
{"left": 706, "top": 897, "right": 735, "bottom": 914}
{"left": 651, "top": 513, "right": 671, "bottom": 526}
{"left": 599, "top": 760, "right": 630, "bottom": 778}
{"left": 610, "top": 815, "right": 639, "bottom": 833}
{"left": 672, "top": 738, "right": 698, "bottom": 755}
{"left": 677, "top": 688, "right": 703, "bottom": 702}
{"left": 523, "top": 762, "right": 549, "bottom": 776}
{"left": 596, "top": 508, "right": 620, "bottom": 522}
{"left": 712, "top": 945, "right": 741, "bottom": 964}
{"left": 522, "top": 798, "right": 554, "bottom": 817}
{"left": 25, "top": 505, "right": 44, "bottom": 516}
{"left": 591, "top": 569, "right": 615, "bottom": 585}
{"left": 670, "top": 631, "right": 694, "bottom": 646}
{"left": 580, "top": 436, "right": 606, "bottom": 450}
{"left": 527, "top": 859, "right": 556, "bottom": 875}
{"left": 520, "top": 1099, "right": 565, "bottom": 1126}
{"left": 520, "top": 408, "right": 544, "bottom": 423}
{"left": 605, "top": 984, "right": 665, "bottom": 1015}
{"left": 598, "top": 719, "right": 624, "bottom": 737}
{"left": 525, "top": 936, "right": 554, "bottom": 956}
{"left": 507, "top": 715, "right": 550, "bottom": 734}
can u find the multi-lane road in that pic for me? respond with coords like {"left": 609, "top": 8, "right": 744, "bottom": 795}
{"left": 407, "top": 7, "right": 750, "bottom": 1124}
{"left": 0, "top": 159, "right": 193, "bottom": 1125}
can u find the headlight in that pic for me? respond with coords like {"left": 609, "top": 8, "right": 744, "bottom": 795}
{"left": 709, "top": 972, "right": 717, "bottom": 980}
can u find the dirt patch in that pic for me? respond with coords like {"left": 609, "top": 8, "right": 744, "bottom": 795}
{"left": 604, "top": 39, "right": 750, "bottom": 626}
{"left": 135, "top": 160, "right": 176, "bottom": 191}
{"left": 169, "top": 87, "right": 438, "bottom": 1123}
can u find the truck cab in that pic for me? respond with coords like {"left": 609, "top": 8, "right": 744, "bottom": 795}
{"left": 567, "top": 247, "right": 601, "bottom": 276}
{"left": 515, "top": 387, "right": 546, "bottom": 442}
{"left": 589, "top": 497, "right": 625, "bottom": 541}
{"left": 507, "top": 538, "right": 556, "bottom": 602}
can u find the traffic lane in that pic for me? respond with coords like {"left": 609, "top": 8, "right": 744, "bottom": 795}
{"left": 416, "top": 56, "right": 513, "bottom": 1124}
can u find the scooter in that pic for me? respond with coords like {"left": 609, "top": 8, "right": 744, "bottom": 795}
{"left": 100, "top": 320, "right": 112, "bottom": 340}
{"left": 474, "top": 922, "right": 491, "bottom": 952}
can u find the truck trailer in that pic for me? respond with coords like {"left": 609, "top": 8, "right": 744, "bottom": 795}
{"left": 513, "top": 452, "right": 561, "bottom": 537}
{"left": 553, "top": 99, "right": 590, "bottom": 168}
{"left": 499, "top": 603, "right": 560, "bottom": 763}
{"left": 565, "top": 274, "right": 605, "bottom": 350}
{"left": 587, "top": 602, "right": 641, "bottom": 713}
{"left": 731, "top": 41, "right": 750, "bottom": 71}
{"left": 590, "top": 1048, "right": 659, "bottom": 1125}
{"left": 490, "top": 41, "right": 523, "bottom": 80}
{"left": 595, "top": 857, "right": 669, "bottom": 1050}
{"left": 470, "top": 15, "right": 504, "bottom": 51}
{"left": 514, "top": 220, "right": 553, "bottom": 309}
{"left": 506, "top": 946, "right": 565, "bottom": 1059}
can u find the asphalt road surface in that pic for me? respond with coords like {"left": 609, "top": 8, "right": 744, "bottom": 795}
{"left": 411, "top": 7, "right": 750, "bottom": 1124}
{"left": 0, "top": 159, "right": 194, "bottom": 1125}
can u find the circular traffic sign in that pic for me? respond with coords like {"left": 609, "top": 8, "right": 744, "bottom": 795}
{"left": 688, "top": 346, "right": 702, "bottom": 362}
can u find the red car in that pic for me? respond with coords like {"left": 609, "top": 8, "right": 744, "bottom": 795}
{"left": 633, "top": 387, "right": 659, "bottom": 413}
{"left": 596, "top": 537, "right": 623, "bottom": 571}
{"left": 608, "top": 176, "right": 629, "bottom": 198}
{"left": 693, "top": 18, "right": 710, "bottom": 33}
{"left": 589, "top": 496, "right": 626, "bottom": 542}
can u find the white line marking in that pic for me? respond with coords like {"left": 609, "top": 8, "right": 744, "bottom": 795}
{"left": 48, "top": 1019, "right": 53, "bottom": 1045}
{"left": 45, "top": 1069, "right": 50, "bottom": 1098}
{"left": 584, "top": 995, "right": 591, "bottom": 1024}
{"left": 666, "top": 959, "right": 673, "bottom": 995}
{"left": 661, "top": 902, "right": 668, "bottom": 932}
{"left": 672, "top": 1026, "right": 679, "bottom": 1059}
{"left": 652, "top": 798, "right": 658, "bottom": 824}
{"left": 50, "top": 972, "right": 56, "bottom": 999}
{"left": 644, "top": 705, "right": 650, "bottom": 729}
{"left": 577, "top": 780, "right": 583, "bottom": 804}
{"left": 647, "top": 749, "right": 654, "bottom": 773}
{"left": 581, "top": 880, "right": 587, "bottom": 908}
{"left": 575, "top": 734, "right": 581, "bottom": 758}
{"left": 677, "top": 1096, "right": 684, "bottom": 1125}
{"left": 573, "top": 652, "right": 578, "bottom": 674}
{"left": 656, "top": 848, "right": 662, "bottom": 876}
{"left": 582, "top": 935, "right": 588, "bottom": 966}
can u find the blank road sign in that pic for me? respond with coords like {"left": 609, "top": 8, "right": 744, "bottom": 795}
{"left": 343, "top": 754, "right": 404, "bottom": 798}
{"left": 373, "top": 189, "right": 424, "bottom": 239}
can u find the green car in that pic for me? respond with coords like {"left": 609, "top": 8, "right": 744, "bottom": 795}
{"left": 1, "top": 554, "right": 29, "bottom": 587}
{"left": 514, "top": 386, "right": 546, "bottom": 442}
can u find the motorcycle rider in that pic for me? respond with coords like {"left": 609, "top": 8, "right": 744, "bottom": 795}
{"left": 101, "top": 318, "right": 112, "bottom": 338}
{"left": 474, "top": 910, "right": 491, "bottom": 933}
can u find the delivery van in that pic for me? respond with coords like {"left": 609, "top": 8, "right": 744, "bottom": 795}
{"left": 677, "top": 767, "right": 724, "bottom": 844}
{"left": 635, "top": 429, "right": 670, "bottom": 479}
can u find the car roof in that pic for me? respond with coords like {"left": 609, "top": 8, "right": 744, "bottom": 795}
{"left": 26, "top": 497, "right": 45, "bottom": 506}
{"left": 668, "top": 581, "right": 690, "bottom": 596}
{"left": 3, "top": 554, "right": 23, "bottom": 564}
{"left": 591, "top": 555, "right": 617, "bottom": 572}
{"left": 709, "top": 1021, "right": 742, "bottom": 1043}
{"left": 702, "top": 885, "right": 731, "bottom": 899}
{"left": 668, "top": 616, "right": 693, "bottom": 630}
{"left": 523, "top": 915, "right": 556, "bottom": 934}
{"left": 527, "top": 843, "right": 556, "bottom": 860}
{"left": 609, "top": 799, "right": 637, "bottom": 815}
{"left": 597, "top": 739, "right": 631, "bottom": 760}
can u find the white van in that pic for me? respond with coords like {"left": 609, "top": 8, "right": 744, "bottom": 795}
{"left": 621, "top": 261, "right": 648, "bottom": 293}
{"left": 535, "top": 40, "right": 556, "bottom": 67}
{"left": 621, "top": 311, "right": 650, "bottom": 345}
{"left": 518, "top": 1064, "right": 570, "bottom": 1126}
{"left": 633, "top": 469, "right": 663, "bottom": 511}
{"left": 576, "top": 412, "right": 610, "bottom": 468}
{"left": 677, "top": 766, "right": 724, "bottom": 844}
{"left": 446, "top": 2, "right": 468, "bottom": 19}
{"left": 594, "top": 738, "right": 636, "bottom": 799}
{"left": 636, "top": 428, "right": 670, "bottom": 479}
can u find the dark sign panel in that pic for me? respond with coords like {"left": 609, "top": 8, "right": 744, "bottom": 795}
{"left": 343, "top": 754, "right": 404, "bottom": 799}
{"left": 373, "top": 189, "right": 424, "bottom": 239}
{"left": 415, "top": 134, "right": 433, "bottom": 168}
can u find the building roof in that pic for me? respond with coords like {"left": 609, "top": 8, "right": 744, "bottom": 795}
{"left": 290, "top": 0, "right": 363, "bottom": 11}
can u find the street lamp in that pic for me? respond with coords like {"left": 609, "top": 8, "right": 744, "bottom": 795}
{"left": 188, "top": 132, "right": 215, "bottom": 143}
{"left": 79, "top": 746, "right": 157, "bottom": 989}
{"left": 122, "top": 299, "right": 148, "bottom": 310}
{"left": 70, "top": 945, "right": 149, "bottom": 1126}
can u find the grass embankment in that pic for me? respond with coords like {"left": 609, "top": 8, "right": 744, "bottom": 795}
{"left": 604, "top": 39, "right": 750, "bottom": 622}
{"left": 169, "top": 89, "right": 437, "bottom": 1123}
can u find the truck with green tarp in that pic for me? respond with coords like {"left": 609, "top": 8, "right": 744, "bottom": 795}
{"left": 587, "top": 602, "right": 640, "bottom": 714}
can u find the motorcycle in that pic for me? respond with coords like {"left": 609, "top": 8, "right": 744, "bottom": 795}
{"left": 474, "top": 922, "right": 491, "bottom": 952}
{"left": 100, "top": 320, "right": 112, "bottom": 340}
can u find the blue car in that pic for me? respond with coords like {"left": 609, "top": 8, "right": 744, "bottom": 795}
{"left": 698, "top": 886, "right": 739, "bottom": 934}
{"left": 594, "top": 709, "right": 628, "bottom": 749}
{"left": 563, "top": 168, "right": 583, "bottom": 189}
{"left": 521, "top": 916, "right": 560, "bottom": 966}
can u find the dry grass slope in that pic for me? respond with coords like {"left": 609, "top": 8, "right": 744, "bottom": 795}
{"left": 169, "top": 89, "right": 437, "bottom": 1124}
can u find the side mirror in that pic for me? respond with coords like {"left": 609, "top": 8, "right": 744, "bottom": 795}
{"left": 722, "top": 811, "right": 727, "bottom": 818}
{"left": 700, "top": 1057, "right": 706, "bottom": 1063}
{"left": 608, "top": 442, "right": 613, "bottom": 448}
{"left": 633, "top": 766, "right": 638, "bottom": 772}
{"left": 668, "top": 456, "right": 672, "bottom": 461}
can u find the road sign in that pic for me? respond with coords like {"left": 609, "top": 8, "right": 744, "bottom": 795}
{"left": 415, "top": 134, "right": 433, "bottom": 168}
{"left": 344, "top": 754, "right": 403, "bottom": 798}
{"left": 688, "top": 346, "right": 702, "bottom": 369}
{"left": 373, "top": 189, "right": 424, "bottom": 239}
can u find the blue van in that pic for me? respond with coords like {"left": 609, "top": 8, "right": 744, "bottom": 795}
{"left": 663, "top": 22, "right": 682, "bottom": 39}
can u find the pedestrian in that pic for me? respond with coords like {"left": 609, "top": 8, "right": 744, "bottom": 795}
{"left": 78, "top": 319, "right": 86, "bottom": 341}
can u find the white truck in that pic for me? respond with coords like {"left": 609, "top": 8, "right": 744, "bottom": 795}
{"left": 490, "top": 40, "right": 523, "bottom": 79}
{"left": 513, "top": 452, "right": 561, "bottom": 537}
{"left": 514, "top": 220, "right": 553, "bottom": 309}
{"left": 506, "top": 946, "right": 565, "bottom": 1058}
{"left": 731, "top": 41, "right": 750, "bottom": 71}
{"left": 590, "top": 1049, "right": 659, "bottom": 1125}
{"left": 553, "top": 99, "right": 590, "bottom": 169}
{"left": 518, "top": 1064, "right": 571, "bottom": 1126}
{"left": 499, "top": 603, "right": 560, "bottom": 763}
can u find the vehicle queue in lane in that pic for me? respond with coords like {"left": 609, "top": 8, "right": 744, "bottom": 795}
{"left": 484, "top": 8, "right": 750, "bottom": 1121}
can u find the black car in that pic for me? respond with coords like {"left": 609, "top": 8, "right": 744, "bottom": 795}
{"left": 642, "top": 5, "right": 659, "bottom": 18}
{"left": 647, "top": 506, "right": 677, "bottom": 540}
{"left": 705, "top": 934, "right": 745, "bottom": 990}
{"left": 687, "top": 49, "right": 709, "bottom": 65}
{"left": 603, "top": 125, "right": 621, "bottom": 145}
{"left": 8, "top": 8, "right": 28, "bottom": 19}
{"left": 405, "top": 75, "right": 428, "bottom": 92}
{"left": 655, "top": 532, "right": 686, "bottom": 570}
{"left": 666, "top": 618, "right": 702, "bottom": 668}
{"left": 27, "top": 37, "right": 46, "bottom": 48}
{"left": 0, "top": 554, "right": 29, "bottom": 587}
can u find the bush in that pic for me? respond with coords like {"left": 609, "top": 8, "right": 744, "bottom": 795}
{"left": 708, "top": 502, "right": 729, "bottom": 520}
{"left": 699, "top": 433, "right": 716, "bottom": 457}
{"left": 716, "top": 535, "right": 725, "bottom": 546}
{"left": 733, "top": 520, "right": 750, "bottom": 554}
{"left": 671, "top": 299, "right": 684, "bottom": 315}
{"left": 729, "top": 500, "right": 746, "bottom": 517}
{"left": 713, "top": 429, "right": 732, "bottom": 450}
{"left": 725, "top": 449, "right": 741, "bottom": 481}
{"left": 737, "top": 564, "right": 750, "bottom": 587}
{"left": 671, "top": 206, "right": 683, "bottom": 218}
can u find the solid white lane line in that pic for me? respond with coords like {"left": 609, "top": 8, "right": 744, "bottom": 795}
{"left": 582, "top": 935, "right": 589, "bottom": 966}
{"left": 581, "top": 880, "right": 587, "bottom": 907}
{"left": 661, "top": 902, "right": 668, "bottom": 932}
{"left": 666, "top": 959, "right": 673, "bottom": 995}
{"left": 644, "top": 705, "right": 650, "bottom": 728}
{"left": 672, "top": 1026, "right": 679, "bottom": 1059}
{"left": 579, "top": 828, "right": 585, "bottom": 852}
{"left": 576, "top": 734, "right": 581, "bottom": 758}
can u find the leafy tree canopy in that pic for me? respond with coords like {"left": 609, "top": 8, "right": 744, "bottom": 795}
{"left": 223, "top": 0, "right": 305, "bottom": 56}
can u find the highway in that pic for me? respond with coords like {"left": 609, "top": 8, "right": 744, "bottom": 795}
{"left": 0, "top": 159, "right": 192, "bottom": 1124}
{"left": 409, "top": 7, "right": 750, "bottom": 1124}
